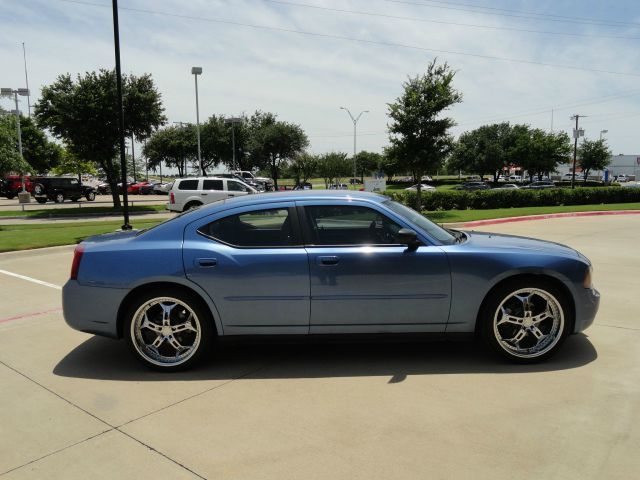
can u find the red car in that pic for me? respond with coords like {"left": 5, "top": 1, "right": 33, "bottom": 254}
{"left": 1, "top": 175, "right": 34, "bottom": 199}
{"left": 127, "top": 181, "right": 150, "bottom": 195}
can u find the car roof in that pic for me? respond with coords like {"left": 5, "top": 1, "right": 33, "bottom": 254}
{"left": 204, "top": 190, "right": 387, "bottom": 210}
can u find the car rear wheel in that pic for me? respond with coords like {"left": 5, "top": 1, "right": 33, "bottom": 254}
{"left": 85, "top": 191, "right": 96, "bottom": 201}
{"left": 54, "top": 193, "right": 65, "bottom": 203}
{"left": 183, "top": 201, "right": 202, "bottom": 212}
{"left": 480, "top": 279, "right": 571, "bottom": 363}
{"left": 124, "top": 290, "right": 213, "bottom": 371}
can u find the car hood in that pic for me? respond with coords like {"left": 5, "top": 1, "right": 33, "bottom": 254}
{"left": 460, "top": 230, "right": 579, "bottom": 258}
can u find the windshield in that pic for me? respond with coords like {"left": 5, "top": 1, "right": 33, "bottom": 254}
{"left": 383, "top": 200, "right": 456, "bottom": 245}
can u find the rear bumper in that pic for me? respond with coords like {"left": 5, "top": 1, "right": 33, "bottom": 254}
{"left": 573, "top": 286, "right": 600, "bottom": 333}
{"left": 62, "top": 280, "right": 127, "bottom": 338}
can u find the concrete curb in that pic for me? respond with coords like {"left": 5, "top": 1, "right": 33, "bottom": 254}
{"left": 458, "top": 209, "right": 640, "bottom": 228}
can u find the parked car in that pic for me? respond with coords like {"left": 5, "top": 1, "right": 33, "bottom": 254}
{"left": 138, "top": 182, "right": 158, "bottom": 195}
{"left": 233, "top": 170, "right": 274, "bottom": 191}
{"left": 328, "top": 183, "right": 348, "bottom": 190}
{"left": 168, "top": 177, "right": 257, "bottom": 212}
{"left": 616, "top": 174, "right": 629, "bottom": 183}
{"left": 96, "top": 182, "right": 111, "bottom": 195}
{"left": 521, "top": 181, "right": 556, "bottom": 190}
{"left": 349, "top": 178, "right": 363, "bottom": 185}
{"left": 453, "top": 182, "right": 490, "bottom": 191}
{"left": 466, "top": 175, "right": 481, "bottom": 181}
{"left": 153, "top": 182, "right": 173, "bottom": 195}
{"left": 420, "top": 175, "right": 433, "bottom": 182}
{"left": 127, "top": 181, "right": 150, "bottom": 195}
{"left": 405, "top": 184, "right": 436, "bottom": 191}
{"left": 62, "top": 190, "right": 600, "bottom": 371}
{"left": 1, "top": 175, "right": 33, "bottom": 199}
{"left": 493, "top": 183, "right": 519, "bottom": 189}
{"left": 32, "top": 176, "right": 96, "bottom": 203}
{"left": 509, "top": 175, "right": 523, "bottom": 183}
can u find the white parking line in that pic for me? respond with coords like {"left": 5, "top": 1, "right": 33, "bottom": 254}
{"left": 0, "top": 269, "right": 62, "bottom": 290}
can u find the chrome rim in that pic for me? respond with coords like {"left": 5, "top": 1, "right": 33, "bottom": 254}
{"left": 493, "top": 288, "right": 564, "bottom": 358}
{"left": 130, "top": 297, "right": 201, "bottom": 367}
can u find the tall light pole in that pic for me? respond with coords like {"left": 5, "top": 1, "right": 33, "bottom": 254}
{"left": 1, "top": 87, "right": 30, "bottom": 195}
{"left": 225, "top": 117, "right": 242, "bottom": 171}
{"left": 570, "top": 114, "right": 586, "bottom": 189}
{"left": 191, "top": 67, "right": 204, "bottom": 176}
{"left": 600, "top": 129, "right": 608, "bottom": 140}
{"left": 340, "top": 107, "right": 369, "bottom": 188}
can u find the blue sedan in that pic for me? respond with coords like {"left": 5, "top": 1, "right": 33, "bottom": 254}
{"left": 63, "top": 191, "right": 600, "bottom": 370}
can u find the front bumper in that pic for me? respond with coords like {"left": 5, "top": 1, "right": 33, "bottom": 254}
{"left": 62, "top": 280, "right": 128, "bottom": 338}
{"left": 573, "top": 286, "right": 600, "bottom": 333}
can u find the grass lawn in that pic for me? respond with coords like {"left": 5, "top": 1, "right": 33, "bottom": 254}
{"left": 0, "top": 204, "right": 166, "bottom": 218}
{"left": 0, "top": 219, "right": 164, "bottom": 252}
{"left": 424, "top": 202, "right": 640, "bottom": 224}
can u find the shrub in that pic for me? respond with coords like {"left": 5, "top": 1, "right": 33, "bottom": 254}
{"left": 384, "top": 187, "right": 640, "bottom": 211}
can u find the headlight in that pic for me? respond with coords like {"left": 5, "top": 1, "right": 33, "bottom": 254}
{"left": 583, "top": 266, "right": 593, "bottom": 289}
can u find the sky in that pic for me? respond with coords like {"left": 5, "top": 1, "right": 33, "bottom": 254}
{"left": 1, "top": 0, "right": 640, "bottom": 160}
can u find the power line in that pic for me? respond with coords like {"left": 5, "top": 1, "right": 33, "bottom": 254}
{"left": 381, "top": 0, "right": 640, "bottom": 29}
{"left": 55, "top": 0, "right": 640, "bottom": 78}
{"left": 264, "top": 0, "right": 640, "bottom": 41}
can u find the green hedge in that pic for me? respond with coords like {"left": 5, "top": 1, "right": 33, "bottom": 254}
{"left": 385, "top": 187, "right": 640, "bottom": 211}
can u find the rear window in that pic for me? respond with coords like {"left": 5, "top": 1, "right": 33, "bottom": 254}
{"left": 178, "top": 180, "right": 199, "bottom": 190}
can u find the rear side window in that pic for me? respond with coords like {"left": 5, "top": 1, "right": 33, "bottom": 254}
{"left": 178, "top": 180, "right": 199, "bottom": 190}
{"left": 203, "top": 179, "right": 223, "bottom": 190}
{"left": 198, "top": 208, "right": 296, "bottom": 247}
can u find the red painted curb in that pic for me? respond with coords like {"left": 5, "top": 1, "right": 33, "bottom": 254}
{"left": 462, "top": 210, "right": 640, "bottom": 228}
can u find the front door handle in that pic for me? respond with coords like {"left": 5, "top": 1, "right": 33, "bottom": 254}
{"left": 196, "top": 258, "right": 217, "bottom": 268}
{"left": 317, "top": 256, "right": 339, "bottom": 266}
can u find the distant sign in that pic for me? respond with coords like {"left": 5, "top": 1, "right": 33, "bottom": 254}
{"left": 364, "top": 179, "right": 386, "bottom": 192}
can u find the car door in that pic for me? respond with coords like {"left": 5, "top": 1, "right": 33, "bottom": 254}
{"left": 299, "top": 201, "right": 451, "bottom": 334}
{"left": 182, "top": 202, "right": 310, "bottom": 335}
{"left": 226, "top": 179, "right": 252, "bottom": 197}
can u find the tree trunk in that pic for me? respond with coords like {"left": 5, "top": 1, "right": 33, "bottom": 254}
{"left": 109, "top": 180, "right": 121, "bottom": 208}
{"left": 271, "top": 157, "right": 279, "bottom": 190}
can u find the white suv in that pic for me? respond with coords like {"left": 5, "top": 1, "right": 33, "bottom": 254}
{"left": 168, "top": 177, "right": 257, "bottom": 212}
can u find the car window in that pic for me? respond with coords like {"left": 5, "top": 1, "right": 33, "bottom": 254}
{"left": 383, "top": 200, "right": 456, "bottom": 245}
{"left": 69, "top": 178, "right": 78, "bottom": 185}
{"left": 203, "top": 179, "right": 223, "bottom": 190}
{"left": 197, "top": 208, "right": 296, "bottom": 247}
{"left": 178, "top": 179, "right": 199, "bottom": 190}
{"left": 304, "top": 205, "right": 403, "bottom": 246}
{"left": 228, "top": 180, "right": 248, "bottom": 192}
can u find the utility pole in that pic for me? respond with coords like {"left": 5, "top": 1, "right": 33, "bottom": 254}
{"left": 130, "top": 133, "right": 136, "bottom": 181}
{"left": 22, "top": 43, "right": 31, "bottom": 118}
{"left": 340, "top": 107, "right": 369, "bottom": 189}
{"left": 570, "top": 114, "right": 586, "bottom": 189}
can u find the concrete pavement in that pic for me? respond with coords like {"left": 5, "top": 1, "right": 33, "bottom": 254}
{"left": 0, "top": 216, "right": 638, "bottom": 479}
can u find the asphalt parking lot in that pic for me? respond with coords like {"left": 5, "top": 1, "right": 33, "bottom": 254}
{"left": 0, "top": 215, "right": 638, "bottom": 479}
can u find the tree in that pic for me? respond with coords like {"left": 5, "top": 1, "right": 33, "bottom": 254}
{"left": 387, "top": 59, "right": 462, "bottom": 209}
{"left": 355, "top": 151, "right": 382, "bottom": 182}
{"left": 250, "top": 117, "right": 308, "bottom": 190}
{"left": 51, "top": 148, "right": 97, "bottom": 179}
{"left": 316, "top": 152, "right": 350, "bottom": 188}
{"left": 6, "top": 116, "right": 63, "bottom": 174}
{"left": 578, "top": 139, "right": 611, "bottom": 182}
{"left": 35, "top": 69, "right": 166, "bottom": 207}
{"left": 0, "top": 115, "right": 31, "bottom": 177}
{"left": 143, "top": 125, "right": 196, "bottom": 178}
{"left": 288, "top": 152, "right": 318, "bottom": 186}
{"left": 450, "top": 123, "right": 511, "bottom": 181}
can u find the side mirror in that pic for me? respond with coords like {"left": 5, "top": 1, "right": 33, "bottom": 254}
{"left": 398, "top": 228, "right": 420, "bottom": 252}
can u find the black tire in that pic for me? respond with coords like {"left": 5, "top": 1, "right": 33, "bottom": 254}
{"left": 6, "top": 192, "right": 15, "bottom": 200}
{"left": 54, "top": 192, "right": 65, "bottom": 204}
{"left": 85, "top": 191, "right": 96, "bottom": 201}
{"left": 479, "top": 278, "right": 572, "bottom": 363}
{"left": 183, "top": 201, "right": 202, "bottom": 212}
{"left": 124, "top": 289, "right": 214, "bottom": 371}
{"left": 36, "top": 197, "right": 47, "bottom": 204}
{"left": 33, "top": 184, "right": 45, "bottom": 196}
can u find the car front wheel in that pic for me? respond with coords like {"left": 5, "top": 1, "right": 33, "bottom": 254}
{"left": 480, "top": 279, "right": 571, "bottom": 363}
{"left": 85, "top": 191, "right": 96, "bottom": 201}
{"left": 54, "top": 193, "right": 65, "bottom": 203}
{"left": 124, "top": 290, "right": 213, "bottom": 371}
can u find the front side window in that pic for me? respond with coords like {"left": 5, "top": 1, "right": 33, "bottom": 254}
{"left": 304, "top": 205, "right": 403, "bottom": 246}
{"left": 227, "top": 181, "right": 248, "bottom": 192}
{"left": 178, "top": 180, "right": 199, "bottom": 190}
{"left": 198, "top": 208, "right": 295, "bottom": 247}
{"left": 383, "top": 200, "right": 455, "bottom": 245}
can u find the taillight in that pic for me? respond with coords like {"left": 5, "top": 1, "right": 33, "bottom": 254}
{"left": 170, "top": 191, "right": 175, "bottom": 204}
{"left": 70, "top": 244, "right": 85, "bottom": 280}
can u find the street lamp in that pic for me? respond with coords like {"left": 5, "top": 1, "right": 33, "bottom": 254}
{"left": 1, "top": 87, "right": 30, "bottom": 198}
{"left": 600, "top": 129, "right": 608, "bottom": 140}
{"left": 224, "top": 117, "right": 243, "bottom": 172}
{"left": 340, "top": 107, "right": 369, "bottom": 188}
{"left": 191, "top": 66, "right": 204, "bottom": 176}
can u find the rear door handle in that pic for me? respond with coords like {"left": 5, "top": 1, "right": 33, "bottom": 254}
{"left": 317, "top": 256, "right": 339, "bottom": 266}
{"left": 196, "top": 258, "right": 217, "bottom": 268}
